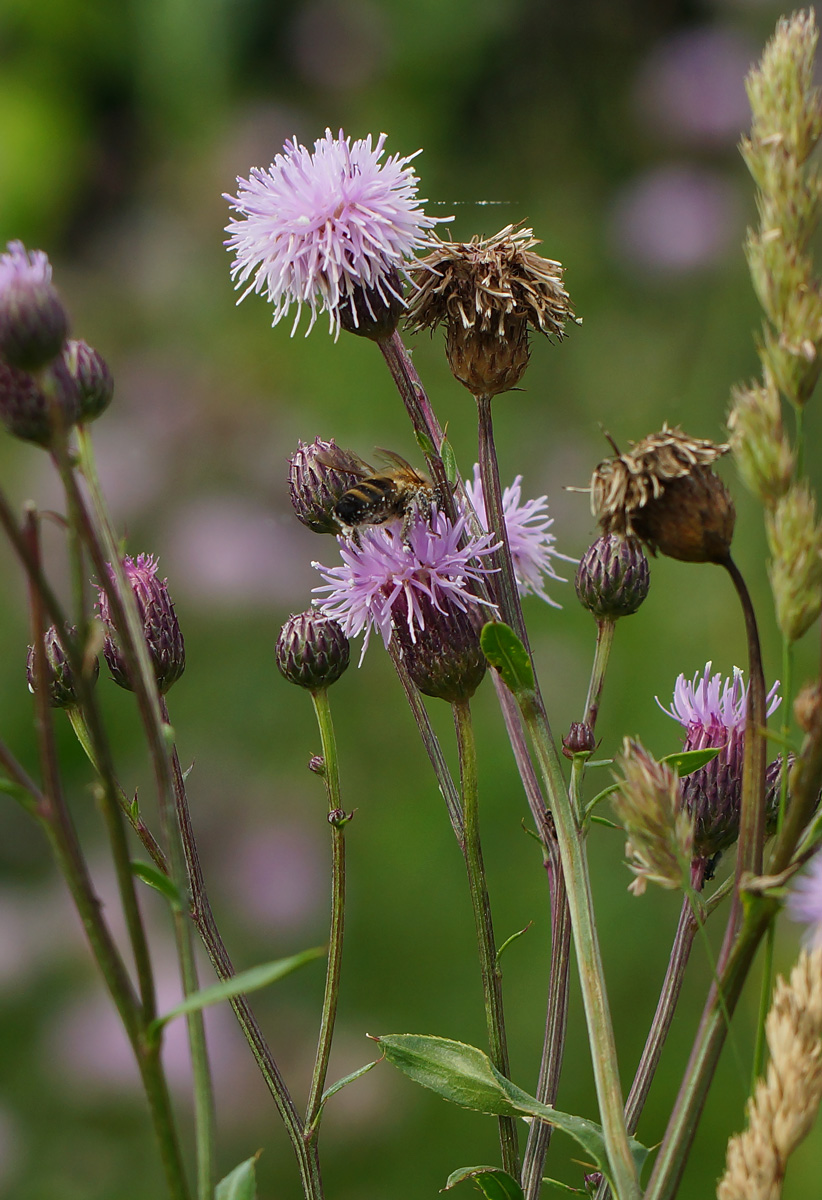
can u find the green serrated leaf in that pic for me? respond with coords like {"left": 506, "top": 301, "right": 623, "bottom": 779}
{"left": 495, "top": 922, "right": 532, "bottom": 966}
{"left": 660, "top": 747, "right": 720, "bottom": 775}
{"left": 441, "top": 438, "right": 459, "bottom": 486}
{"left": 131, "top": 860, "right": 183, "bottom": 908}
{"left": 443, "top": 1165, "right": 525, "bottom": 1199}
{"left": 480, "top": 623, "right": 534, "bottom": 696}
{"left": 372, "top": 1033, "right": 648, "bottom": 1188}
{"left": 415, "top": 430, "right": 436, "bottom": 459}
{"left": 149, "top": 947, "right": 326, "bottom": 1037}
{"left": 540, "top": 1177, "right": 586, "bottom": 1195}
{"left": 215, "top": 1154, "right": 259, "bottom": 1200}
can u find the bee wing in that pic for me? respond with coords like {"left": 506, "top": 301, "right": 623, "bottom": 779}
{"left": 314, "top": 446, "right": 375, "bottom": 478}
{"left": 374, "top": 448, "right": 429, "bottom": 484}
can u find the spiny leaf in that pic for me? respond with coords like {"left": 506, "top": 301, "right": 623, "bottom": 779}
{"left": 443, "top": 1165, "right": 525, "bottom": 1199}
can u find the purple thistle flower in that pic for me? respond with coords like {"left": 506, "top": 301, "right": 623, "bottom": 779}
{"left": 463, "top": 464, "right": 573, "bottom": 606}
{"left": 225, "top": 129, "right": 442, "bottom": 339}
{"left": 0, "top": 241, "right": 52, "bottom": 290}
{"left": 657, "top": 662, "right": 781, "bottom": 858}
{"left": 0, "top": 240, "right": 68, "bottom": 370}
{"left": 312, "top": 508, "right": 498, "bottom": 664}
{"left": 788, "top": 851, "right": 822, "bottom": 948}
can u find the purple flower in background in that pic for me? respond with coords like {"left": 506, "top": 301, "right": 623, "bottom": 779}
{"left": 312, "top": 508, "right": 497, "bottom": 662}
{"left": 0, "top": 240, "right": 68, "bottom": 370}
{"left": 463, "top": 464, "right": 573, "bottom": 606}
{"left": 225, "top": 129, "right": 441, "bottom": 337}
{"left": 788, "top": 851, "right": 822, "bottom": 948}
{"left": 0, "top": 241, "right": 52, "bottom": 290}
{"left": 658, "top": 662, "right": 781, "bottom": 859}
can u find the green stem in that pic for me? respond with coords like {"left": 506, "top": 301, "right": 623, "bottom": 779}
{"left": 584, "top": 619, "right": 616, "bottom": 734}
{"left": 475, "top": 395, "right": 528, "bottom": 644}
{"left": 305, "top": 688, "right": 347, "bottom": 1142}
{"left": 453, "top": 698, "right": 519, "bottom": 1178}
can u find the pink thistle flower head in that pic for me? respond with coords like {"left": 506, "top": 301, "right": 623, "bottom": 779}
{"left": 0, "top": 240, "right": 68, "bottom": 370}
{"left": 98, "top": 554, "right": 185, "bottom": 695}
{"left": 657, "top": 662, "right": 782, "bottom": 859}
{"left": 312, "top": 508, "right": 498, "bottom": 664}
{"left": 225, "top": 129, "right": 443, "bottom": 339}
{"left": 463, "top": 464, "right": 573, "bottom": 606}
{"left": 788, "top": 851, "right": 822, "bottom": 948}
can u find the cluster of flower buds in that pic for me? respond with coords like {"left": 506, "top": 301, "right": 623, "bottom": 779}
{"left": 98, "top": 555, "right": 186, "bottom": 695}
{"left": 0, "top": 242, "right": 114, "bottom": 446}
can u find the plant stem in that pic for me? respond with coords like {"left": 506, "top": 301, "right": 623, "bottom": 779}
{"left": 305, "top": 689, "right": 347, "bottom": 1140}
{"left": 453, "top": 698, "right": 519, "bottom": 1177}
{"left": 584, "top": 619, "right": 615, "bottom": 733}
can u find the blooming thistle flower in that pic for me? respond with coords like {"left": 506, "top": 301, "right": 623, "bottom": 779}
{"left": 788, "top": 851, "right": 822, "bottom": 948}
{"left": 312, "top": 508, "right": 498, "bottom": 664}
{"left": 225, "top": 129, "right": 441, "bottom": 339}
{"left": 98, "top": 555, "right": 185, "bottom": 695}
{"left": 406, "top": 224, "right": 576, "bottom": 396}
{"left": 463, "top": 464, "right": 573, "bottom": 605}
{"left": 590, "top": 425, "right": 735, "bottom": 563}
{"left": 657, "top": 662, "right": 782, "bottom": 858}
{"left": 0, "top": 241, "right": 68, "bottom": 370}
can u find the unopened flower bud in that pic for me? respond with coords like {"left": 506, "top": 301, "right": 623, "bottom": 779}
{"left": 288, "top": 437, "right": 363, "bottom": 534}
{"left": 0, "top": 356, "right": 79, "bottom": 445}
{"left": 0, "top": 242, "right": 68, "bottom": 370}
{"left": 64, "top": 338, "right": 114, "bottom": 423}
{"left": 308, "top": 754, "right": 326, "bottom": 775}
{"left": 99, "top": 555, "right": 185, "bottom": 694}
{"left": 562, "top": 722, "right": 595, "bottom": 758}
{"left": 338, "top": 269, "right": 405, "bottom": 342}
{"left": 445, "top": 316, "right": 531, "bottom": 397}
{"left": 276, "top": 611, "right": 350, "bottom": 690}
{"left": 392, "top": 594, "right": 486, "bottom": 703}
{"left": 575, "top": 534, "right": 649, "bottom": 619}
{"left": 26, "top": 625, "right": 98, "bottom": 709}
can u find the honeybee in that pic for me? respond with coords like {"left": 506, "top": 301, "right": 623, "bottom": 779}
{"left": 320, "top": 447, "right": 436, "bottom": 541}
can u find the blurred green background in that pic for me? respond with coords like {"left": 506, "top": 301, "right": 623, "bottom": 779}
{"left": 0, "top": 0, "right": 820, "bottom": 1196}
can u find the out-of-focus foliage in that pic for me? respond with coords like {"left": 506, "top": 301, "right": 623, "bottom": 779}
{"left": 0, "top": 2, "right": 820, "bottom": 1198}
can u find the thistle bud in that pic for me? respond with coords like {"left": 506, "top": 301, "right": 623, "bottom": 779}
{"left": 632, "top": 469, "right": 736, "bottom": 564}
{"left": 575, "top": 534, "right": 649, "bottom": 619}
{"left": 0, "top": 242, "right": 68, "bottom": 370}
{"left": 64, "top": 338, "right": 114, "bottom": 423}
{"left": 391, "top": 594, "right": 486, "bottom": 703}
{"left": 26, "top": 625, "right": 99, "bottom": 709}
{"left": 338, "top": 269, "right": 405, "bottom": 342}
{"left": 276, "top": 611, "right": 350, "bottom": 690}
{"left": 445, "top": 317, "right": 531, "bottom": 398}
{"left": 562, "top": 722, "right": 595, "bottom": 758}
{"left": 0, "top": 356, "right": 79, "bottom": 446}
{"left": 99, "top": 555, "right": 186, "bottom": 694}
{"left": 288, "top": 438, "right": 362, "bottom": 534}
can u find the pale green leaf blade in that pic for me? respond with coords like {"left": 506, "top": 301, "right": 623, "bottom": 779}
{"left": 131, "top": 860, "right": 183, "bottom": 908}
{"left": 443, "top": 1165, "right": 525, "bottom": 1199}
{"left": 215, "top": 1155, "right": 258, "bottom": 1200}
{"left": 150, "top": 946, "right": 325, "bottom": 1035}
{"left": 480, "top": 623, "right": 534, "bottom": 696}
{"left": 661, "top": 747, "right": 721, "bottom": 775}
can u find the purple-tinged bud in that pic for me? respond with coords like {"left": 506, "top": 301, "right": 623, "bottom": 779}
{"left": 308, "top": 754, "right": 326, "bottom": 775}
{"left": 26, "top": 625, "right": 99, "bottom": 709}
{"left": 99, "top": 555, "right": 186, "bottom": 694}
{"left": 575, "top": 534, "right": 650, "bottom": 619}
{"left": 0, "top": 356, "right": 79, "bottom": 446}
{"left": 764, "top": 754, "right": 793, "bottom": 839}
{"left": 562, "top": 722, "right": 595, "bottom": 758}
{"left": 276, "top": 611, "right": 350, "bottom": 690}
{"left": 338, "top": 268, "right": 405, "bottom": 342}
{"left": 584, "top": 1173, "right": 603, "bottom": 1197}
{"left": 64, "top": 339, "right": 114, "bottom": 423}
{"left": 288, "top": 437, "right": 363, "bottom": 534}
{"left": 0, "top": 242, "right": 68, "bottom": 370}
{"left": 392, "top": 593, "right": 486, "bottom": 703}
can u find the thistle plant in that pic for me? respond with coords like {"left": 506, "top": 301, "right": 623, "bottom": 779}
{"left": 4, "top": 12, "right": 822, "bottom": 1200}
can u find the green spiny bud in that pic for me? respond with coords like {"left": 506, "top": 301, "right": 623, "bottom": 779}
{"left": 276, "top": 611, "right": 350, "bottom": 690}
{"left": 766, "top": 483, "right": 822, "bottom": 642}
{"left": 64, "top": 339, "right": 114, "bottom": 423}
{"left": 575, "top": 534, "right": 649, "bottom": 619}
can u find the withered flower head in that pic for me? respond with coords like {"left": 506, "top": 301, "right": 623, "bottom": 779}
{"left": 406, "top": 224, "right": 576, "bottom": 397}
{"left": 590, "top": 425, "right": 735, "bottom": 563}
